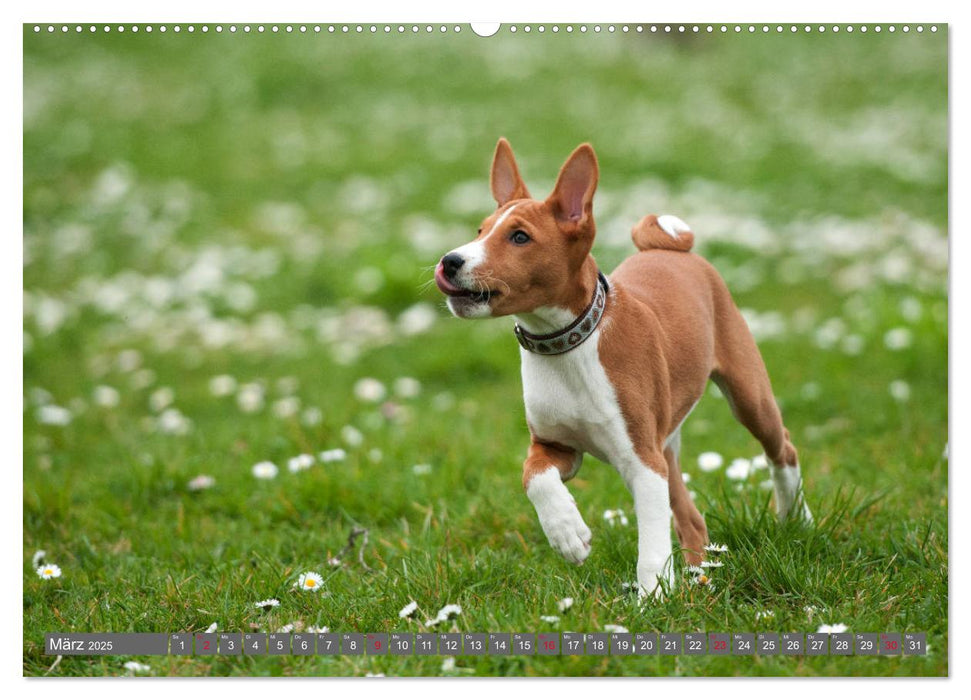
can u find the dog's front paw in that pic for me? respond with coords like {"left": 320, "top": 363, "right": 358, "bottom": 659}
{"left": 539, "top": 506, "right": 593, "bottom": 565}
{"left": 636, "top": 562, "right": 675, "bottom": 602}
{"left": 526, "top": 469, "right": 592, "bottom": 565}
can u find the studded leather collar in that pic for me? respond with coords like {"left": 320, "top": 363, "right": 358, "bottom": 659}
{"left": 514, "top": 272, "right": 609, "bottom": 355}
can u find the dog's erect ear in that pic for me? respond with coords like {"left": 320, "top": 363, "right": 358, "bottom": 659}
{"left": 491, "top": 138, "right": 531, "bottom": 206}
{"left": 547, "top": 143, "right": 599, "bottom": 226}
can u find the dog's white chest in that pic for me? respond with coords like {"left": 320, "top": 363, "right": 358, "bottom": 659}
{"left": 520, "top": 330, "right": 632, "bottom": 465}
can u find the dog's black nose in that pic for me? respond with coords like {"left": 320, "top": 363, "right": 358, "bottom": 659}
{"left": 441, "top": 253, "right": 465, "bottom": 279}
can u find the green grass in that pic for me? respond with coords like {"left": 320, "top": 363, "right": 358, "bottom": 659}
{"left": 23, "top": 25, "right": 947, "bottom": 676}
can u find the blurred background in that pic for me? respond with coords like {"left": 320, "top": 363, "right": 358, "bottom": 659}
{"left": 23, "top": 25, "right": 948, "bottom": 676}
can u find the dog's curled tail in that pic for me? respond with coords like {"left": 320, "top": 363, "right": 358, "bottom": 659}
{"left": 631, "top": 214, "right": 695, "bottom": 252}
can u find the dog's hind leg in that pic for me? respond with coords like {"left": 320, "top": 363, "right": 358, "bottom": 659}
{"left": 665, "top": 430, "right": 708, "bottom": 566}
{"left": 523, "top": 440, "right": 592, "bottom": 565}
{"left": 711, "top": 306, "right": 813, "bottom": 522}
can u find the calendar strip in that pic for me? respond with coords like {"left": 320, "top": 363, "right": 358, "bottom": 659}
{"left": 44, "top": 631, "right": 926, "bottom": 656}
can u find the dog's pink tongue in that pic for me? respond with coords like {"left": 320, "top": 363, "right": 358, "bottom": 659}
{"left": 434, "top": 263, "right": 465, "bottom": 296}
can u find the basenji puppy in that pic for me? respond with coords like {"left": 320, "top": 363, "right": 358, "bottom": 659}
{"left": 434, "top": 138, "right": 812, "bottom": 598}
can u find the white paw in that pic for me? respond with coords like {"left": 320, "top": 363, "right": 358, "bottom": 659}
{"left": 636, "top": 561, "right": 675, "bottom": 601}
{"left": 527, "top": 468, "right": 592, "bottom": 565}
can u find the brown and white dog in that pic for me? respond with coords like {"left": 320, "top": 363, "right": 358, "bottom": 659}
{"left": 434, "top": 138, "right": 812, "bottom": 598}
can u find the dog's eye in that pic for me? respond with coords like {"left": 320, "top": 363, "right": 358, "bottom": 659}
{"left": 509, "top": 230, "right": 531, "bottom": 245}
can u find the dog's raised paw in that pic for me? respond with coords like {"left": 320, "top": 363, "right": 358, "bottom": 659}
{"left": 541, "top": 511, "right": 593, "bottom": 565}
{"left": 526, "top": 469, "right": 593, "bottom": 565}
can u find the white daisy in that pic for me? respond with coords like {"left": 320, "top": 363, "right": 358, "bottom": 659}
{"left": 700, "top": 560, "right": 724, "bottom": 568}
{"left": 726, "top": 458, "right": 752, "bottom": 480}
{"left": 276, "top": 623, "right": 295, "bottom": 633}
{"left": 353, "top": 378, "right": 386, "bottom": 403}
{"left": 889, "top": 380, "right": 911, "bottom": 402}
{"left": 205, "top": 622, "right": 218, "bottom": 633}
{"left": 884, "top": 327, "right": 913, "bottom": 350}
{"left": 604, "top": 624, "right": 628, "bottom": 634}
{"left": 297, "top": 571, "right": 324, "bottom": 592}
{"left": 603, "top": 509, "right": 629, "bottom": 526}
{"left": 752, "top": 454, "right": 769, "bottom": 470}
{"left": 37, "top": 405, "right": 72, "bottom": 426}
{"left": 301, "top": 407, "right": 323, "bottom": 426}
{"left": 681, "top": 472, "right": 691, "bottom": 484}
{"left": 273, "top": 397, "right": 301, "bottom": 419}
{"left": 254, "top": 598, "right": 280, "bottom": 611}
{"left": 540, "top": 615, "right": 560, "bottom": 624}
{"left": 440, "top": 656, "right": 457, "bottom": 673}
{"left": 399, "top": 600, "right": 419, "bottom": 619}
{"left": 287, "top": 454, "right": 315, "bottom": 473}
{"left": 32, "top": 550, "right": 46, "bottom": 568}
{"left": 393, "top": 377, "right": 422, "bottom": 399}
{"left": 123, "top": 661, "right": 151, "bottom": 674}
{"left": 252, "top": 461, "right": 278, "bottom": 480}
{"left": 397, "top": 303, "right": 437, "bottom": 336}
{"left": 697, "top": 451, "right": 724, "bottom": 472}
{"left": 341, "top": 425, "right": 364, "bottom": 447}
{"left": 412, "top": 463, "right": 432, "bottom": 475}
{"left": 319, "top": 448, "right": 347, "bottom": 463}
{"left": 327, "top": 557, "right": 341, "bottom": 567}
{"left": 556, "top": 597, "right": 574, "bottom": 613}
{"left": 157, "top": 408, "right": 191, "bottom": 435}
{"left": 704, "top": 543, "right": 729, "bottom": 553}
{"left": 817, "top": 623, "right": 848, "bottom": 634}
{"left": 237, "top": 383, "right": 265, "bottom": 413}
{"left": 208, "top": 374, "right": 237, "bottom": 397}
{"left": 37, "top": 563, "right": 61, "bottom": 579}
{"left": 187, "top": 475, "right": 215, "bottom": 491}
{"left": 149, "top": 387, "right": 175, "bottom": 412}
{"left": 93, "top": 385, "right": 120, "bottom": 408}
{"left": 685, "top": 566, "right": 705, "bottom": 577}
{"left": 756, "top": 610, "right": 775, "bottom": 621}
{"left": 306, "top": 626, "right": 329, "bottom": 634}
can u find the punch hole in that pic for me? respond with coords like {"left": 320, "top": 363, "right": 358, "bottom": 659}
{"left": 145, "top": 26, "right": 152, "bottom": 33}
{"left": 594, "top": 25, "right": 601, "bottom": 33}
{"left": 678, "top": 25, "right": 685, "bottom": 33}
{"left": 524, "top": 25, "right": 531, "bottom": 33}
{"left": 203, "top": 26, "right": 210, "bottom": 33}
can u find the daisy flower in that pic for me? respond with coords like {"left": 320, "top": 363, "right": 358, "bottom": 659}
{"left": 353, "top": 378, "right": 386, "bottom": 403}
{"left": 817, "top": 623, "right": 848, "bottom": 634}
{"left": 252, "top": 461, "right": 278, "bottom": 480}
{"left": 697, "top": 451, "right": 723, "bottom": 472}
{"left": 412, "top": 463, "right": 432, "bottom": 475}
{"left": 540, "top": 615, "right": 560, "bottom": 624}
{"left": 752, "top": 454, "right": 769, "bottom": 470}
{"left": 441, "top": 656, "right": 457, "bottom": 673}
{"left": 123, "top": 661, "right": 151, "bottom": 674}
{"left": 604, "top": 624, "right": 628, "bottom": 634}
{"left": 603, "top": 509, "right": 629, "bottom": 526}
{"left": 287, "top": 454, "right": 315, "bottom": 473}
{"left": 37, "top": 563, "right": 62, "bottom": 579}
{"left": 557, "top": 597, "right": 574, "bottom": 613}
{"left": 187, "top": 475, "right": 215, "bottom": 491}
{"left": 691, "top": 573, "right": 712, "bottom": 586}
{"left": 700, "top": 560, "right": 724, "bottom": 568}
{"left": 306, "top": 626, "right": 329, "bottom": 634}
{"left": 37, "top": 405, "right": 72, "bottom": 426}
{"left": 205, "top": 623, "right": 218, "bottom": 633}
{"left": 399, "top": 600, "right": 419, "bottom": 619}
{"left": 685, "top": 566, "right": 705, "bottom": 577}
{"left": 319, "top": 448, "right": 347, "bottom": 463}
{"left": 327, "top": 557, "right": 342, "bottom": 567}
{"left": 254, "top": 598, "right": 280, "bottom": 612}
{"left": 726, "top": 458, "right": 752, "bottom": 480}
{"left": 297, "top": 571, "right": 324, "bottom": 592}
{"left": 209, "top": 374, "right": 237, "bottom": 397}
{"left": 341, "top": 425, "right": 364, "bottom": 447}
{"left": 393, "top": 377, "right": 422, "bottom": 399}
{"left": 704, "top": 543, "right": 729, "bottom": 553}
{"left": 32, "top": 550, "right": 46, "bottom": 568}
{"left": 93, "top": 385, "right": 120, "bottom": 408}
{"left": 755, "top": 610, "right": 775, "bottom": 621}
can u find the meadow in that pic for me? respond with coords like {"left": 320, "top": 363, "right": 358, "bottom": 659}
{"left": 22, "top": 24, "right": 948, "bottom": 676}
